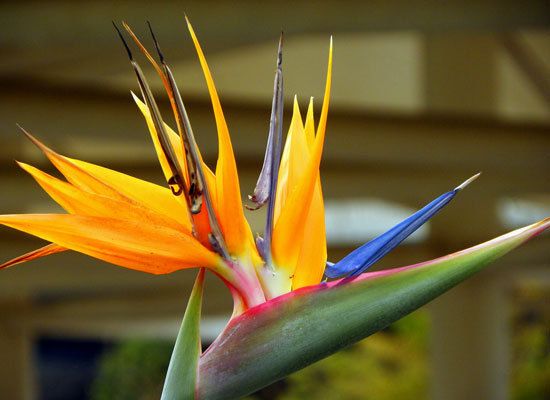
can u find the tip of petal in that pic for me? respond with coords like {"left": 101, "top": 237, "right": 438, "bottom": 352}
{"left": 185, "top": 15, "right": 196, "bottom": 36}
{"left": 130, "top": 90, "right": 140, "bottom": 102}
{"left": 455, "top": 172, "right": 482, "bottom": 191}
{"left": 0, "top": 243, "right": 66, "bottom": 270}
{"left": 17, "top": 125, "right": 52, "bottom": 155}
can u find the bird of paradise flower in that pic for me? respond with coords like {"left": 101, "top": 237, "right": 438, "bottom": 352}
{"left": 1, "top": 19, "right": 548, "bottom": 399}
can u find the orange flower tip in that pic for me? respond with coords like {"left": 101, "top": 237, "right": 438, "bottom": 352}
{"left": 16, "top": 160, "right": 37, "bottom": 169}
{"left": 15, "top": 161, "right": 34, "bottom": 175}
{"left": 16, "top": 125, "right": 54, "bottom": 155}
{"left": 455, "top": 172, "right": 482, "bottom": 191}
{"left": 0, "top": 244, "right": 65, "bottom": 270}
{"left": 185, "top": 15, "right": 193, "bottom": 30}
{"left": 16, "top": 123, "right": 37, "bottom": 144}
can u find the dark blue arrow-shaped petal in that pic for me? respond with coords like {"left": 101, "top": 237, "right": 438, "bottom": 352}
{"left": 325, "top": 173, "right": 480, "bottom": 278}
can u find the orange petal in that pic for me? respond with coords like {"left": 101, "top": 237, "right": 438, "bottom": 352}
{"left": 0, "top": 214, "right": 221, "bottom": 274}
{"left": 0, "top": 243, "right": 66, "bottom": 270}
{"left": 271, "top": 100, "right": 327, "bottom": 288}
{"left": 274, "top": 136, "right": 290, "bottom": 224}
{"left": 292, "top": 181, "right": 326, "bottom": 289}
{"left": 18, "top": 162, "right": 188, "bottom": 233}
{"left": 187, "top": 18, "right": 255, "bottom": 256}
{"left": 304, "top": 97, "right": 315, "bottom": 150}
{"left": 315, "top": 37, "right": 333, "bottom": 147}
{"left": 22, "top": 130, "right": 129, "bottom": 202}
{"left": 132, "top": 92, "right": 189, "bottom": 184}
{"left": 124, "top": 24, "right": 197, "bottom": 193}
{"left": 274, "top": 97, "right": 309, "bottom": 223}
{"left": 68, "top": 157, "right": 194, "bottom": 230}
{"left": 133, "top": 100, "right": 222, "bottom": 247}
{"left": 291, "top": 98, "right": 327, "bottom": 288}
{"left": 21, "top": 131, "right": 191, "bottom": 230}
{"left": 135, "top": 92, "right": 221, "bottom": 244}
{"left": 272, "top": 40, "right": 332, "bottom": 270}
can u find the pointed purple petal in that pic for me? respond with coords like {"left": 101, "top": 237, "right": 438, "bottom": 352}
{"left": 325, "top": 174, "right": 481, "bottom": 278}
{"left": 248, "top": 116, "right": 274, "bottom": 209}
{"left": 264, "top": 35, "right": 284, "bottom": 261}
{"left": 249, "top": 34, "right": 284, "bottom": 213}
{"left": 255, "top": 236, "right": 267, "bottom": 260}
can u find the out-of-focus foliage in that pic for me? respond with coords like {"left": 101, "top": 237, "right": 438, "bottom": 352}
{"left": 90, "top": 340, "right": 172, "bottom": 400}
{"left": 510, "top": 285, "right": 550, "bottom": 400}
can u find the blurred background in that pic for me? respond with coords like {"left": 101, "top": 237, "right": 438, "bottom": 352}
{"left": 0, "top": 1, "right": 549, "bottom": 399}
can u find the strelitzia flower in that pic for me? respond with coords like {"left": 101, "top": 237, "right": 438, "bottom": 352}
{"left": 1, "top": 20, "right": 548, "bottom": 399}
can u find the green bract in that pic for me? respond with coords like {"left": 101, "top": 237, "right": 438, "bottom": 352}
{"left": 191, "top": 219, "right": 548, "bottom": 398}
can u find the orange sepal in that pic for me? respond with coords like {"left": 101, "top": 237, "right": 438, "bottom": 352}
{"left": 18, "top": 162, "right": 188, "bottom": 233}
{"left": 291, "top": 181, "right": 327, "bottom": 289}
{"left": 132, "top": 92, "right": 188, "bottom": 184}
{"left": 0, "top": 214, "right": 221, "bottom": 275}
{"left": 0, "top": 243, "right": 66, "bottom": 270}
{"left": 21, "top": 130, "right": 192, "bottom": 232}
{"left": 186, "top": 18, "right": 256, "bottom": 257}
{"left": 22, "top": 130, "right": 129, "bottom": 202}
{"left": 291, "top": 98, "right": 327, "bottom": 288}
{"left": 272, "top": 40, "right": 332, "bottom": 270}
{"left": 274, "top": 97, "right": 309, "bottom": 223}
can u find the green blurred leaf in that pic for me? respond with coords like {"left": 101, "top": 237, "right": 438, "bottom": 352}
{"left": 91, "top": 340, "right": 172, "bottom": 400}
{"left": 161, "top": 268, "right": 205, "bottom": 400}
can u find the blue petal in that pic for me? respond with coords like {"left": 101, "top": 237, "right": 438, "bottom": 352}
{"left": 325, "top": 174, "right": 480, "bottom": 278}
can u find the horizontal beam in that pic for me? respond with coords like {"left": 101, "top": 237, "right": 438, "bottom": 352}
{"left": 1, "top": 90, "right": 548, "bottom": 170}
{"left": 2, "top": 1, "right": 548, "bottom": 52}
